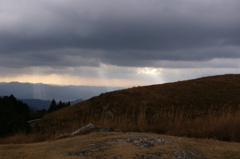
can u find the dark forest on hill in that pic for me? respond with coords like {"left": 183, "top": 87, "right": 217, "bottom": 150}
{"left": 0, "top": 95, "right": 70, "bottom": 138}
{"left": 0, "top": 95, "right": 30, "bottom": 137}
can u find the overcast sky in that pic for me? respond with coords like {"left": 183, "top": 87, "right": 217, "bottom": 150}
{"left": 0, "top": 0, "right": 240, "bottom": 87}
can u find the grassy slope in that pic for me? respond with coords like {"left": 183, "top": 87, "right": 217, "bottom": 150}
{"left": 0, "top": 132, "right": 240, "bottom": 159}
{"left": 35, "top": 74, "right": 240, "bottom": 142}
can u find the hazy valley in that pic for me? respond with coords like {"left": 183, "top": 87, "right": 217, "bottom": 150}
{"left": 0, "top": 82, "right": 122, "bottom": 110}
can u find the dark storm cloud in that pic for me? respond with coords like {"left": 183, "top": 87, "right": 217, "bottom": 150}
{"left": 0, "top": 0, "right": 240, "bottom": 68}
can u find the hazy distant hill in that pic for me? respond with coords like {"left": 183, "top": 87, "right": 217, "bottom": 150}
{"left": 21, "top": 99, "right": 51, "bottom": 110}
{"left": 20, "top": 98, "right": 83, "bottom": 110}
{"left": 0, "top": 82, "right": 122, "bottom": 101}
{"left": 39, "top": 74, "right": 240, "bottom": 142}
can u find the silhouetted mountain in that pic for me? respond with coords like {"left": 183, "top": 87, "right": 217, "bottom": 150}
{"left": 0, "top": 82, "right": 122, "bottom": 101}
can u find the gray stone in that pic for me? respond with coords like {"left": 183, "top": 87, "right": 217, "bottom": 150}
{"left": 172, "top": 150, "right": 206, "bottom": 159}
{"left": 71, "top": 123, "right": 96, "bottom": 136}
{"left": 68, "top": 150, "right": 90, "bottom": 156}
{"left": 58, "top": 133, "right": 71, "bottom": 139}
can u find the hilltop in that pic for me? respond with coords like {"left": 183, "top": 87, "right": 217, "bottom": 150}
{"left": 33, "top": 74, "right": 240, "bottom": 142}
{"left": 1, "top": 131, "right": 240, "bottom": 159}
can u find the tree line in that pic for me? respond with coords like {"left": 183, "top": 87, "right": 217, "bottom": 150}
{"left": 0, "top": 95, "right": 71, "bottom": 137}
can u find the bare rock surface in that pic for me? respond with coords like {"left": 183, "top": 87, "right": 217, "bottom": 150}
{"left": 58, "top": 124, "right": 206, "bottom": 159}
{"left": 71, "top": 123, "right": 96, "bottom": 136}
{"left": 58, "top": 123, "right": 114, "bottom": 138}
{"left": 172, "top": 150, "right": 206, "bottom": 159}
{"left": 105, "top": 136, "right": 173, "bottom": 148}
{"left": 68, "top": 132, "right": 206, "bottom": 159}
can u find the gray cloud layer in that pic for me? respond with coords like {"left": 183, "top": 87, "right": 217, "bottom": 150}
{"left": 0, "top": 0, "right": 240, "bottom": 68}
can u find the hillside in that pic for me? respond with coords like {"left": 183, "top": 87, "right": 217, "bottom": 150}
{"left": 29, "top": 74, "right": 240, "bottom": 142}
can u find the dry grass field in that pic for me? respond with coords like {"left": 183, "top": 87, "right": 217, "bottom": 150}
{"left": 1, "top": 131, "right": 240, "bottom": 159}
{"left": 31, "top": 74, "right": 240, "bottom": 142}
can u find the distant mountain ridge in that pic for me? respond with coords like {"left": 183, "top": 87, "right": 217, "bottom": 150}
{"left": 0, "top": 82, "right": 123, "bottom": 102}
{"left": 21, "top": 99, "right": 51, "bottom": 110}
{"left": 20, "top": 98, "right": 83, "bottom": 110}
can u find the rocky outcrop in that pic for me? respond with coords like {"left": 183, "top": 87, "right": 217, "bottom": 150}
{"left": 105, "top": 136, "right": 173, "bottom": 148}
{"left": 68, "top": 132, "right": 206, "bottom": 159}
{"left": 173, "top": 150, "right": 206, "bottom": 159}
{"left": 60, "top": 124, "right": 206, "bottom": 159}
{"left": 27, "top": 119, "right": 41, "bottom": 130}
{"left": 58, "top": 123, "right": 114, "bottom": 138}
